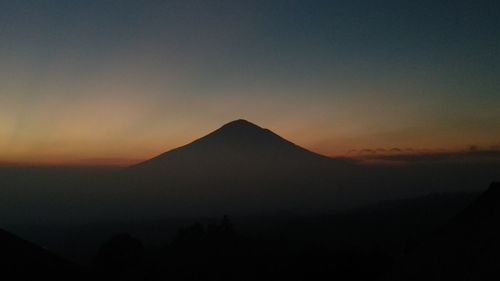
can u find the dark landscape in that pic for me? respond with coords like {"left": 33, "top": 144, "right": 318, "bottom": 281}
{"left": 1, "top": 120, "right": 500, "bottom": 280}
{"left": 1, "top": 1, "right": 499, "bottom": 280}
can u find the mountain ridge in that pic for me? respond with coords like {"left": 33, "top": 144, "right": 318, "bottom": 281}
{"left": 393, "top": 182, "right": 500, "bottom": 280}
{"left": 0, "top": 228, "right": 84, "bottom": 279}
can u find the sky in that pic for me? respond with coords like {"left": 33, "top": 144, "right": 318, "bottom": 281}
{"left": 0, "top": 0, "right": 499, "bottom": 165}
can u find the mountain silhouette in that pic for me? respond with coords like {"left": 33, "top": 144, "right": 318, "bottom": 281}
{"left": 92, "top": 119, "right": 498, "bottom": 219}
{"left": 393, "top": 182, "right": 500, "bottom": 280}
{"left": 118, "top": 119, "right": 353, "bottom": 216}
{"left": 134, "top": 119, "right": 333, "bottom": 171}
{"left": 0, "top": 228, "right": 86, "bottom": 280}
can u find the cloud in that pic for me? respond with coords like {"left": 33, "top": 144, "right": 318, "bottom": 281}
{"left": 353, "top": 148, "right": 500, "bottom": 165}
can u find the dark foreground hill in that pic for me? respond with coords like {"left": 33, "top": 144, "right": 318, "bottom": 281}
{"left": 51, "top": 190, "right": 477, "bottom": 281}
{"left": 393, "top": 182, "right": 500, "bottom": 280}
{"left": 0, "top": 228, "right": 87, "bottom": 280}
{"left": 0, "top": 186, "right": 490, "bottom": 281}
{"left": 73, "top": 184, "right": 499, "bottom": 281}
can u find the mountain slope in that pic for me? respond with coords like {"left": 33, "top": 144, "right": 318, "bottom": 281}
{"left": 0, "top": 228, "right": 86, "bottom": 280}
{"left": 103, "top": 120, "right": 498, "bottom": 218}
{"left": 129, "top": 119, "right": 350, "bottom": 190}
{"left": 116, "top": 120, "right": 354, "bottom": 216}
{"left": 133, "top": 119, "right": 336, "bottom": 172}
{"left": 392, "top": 182, "right": 500, "bottom": 280}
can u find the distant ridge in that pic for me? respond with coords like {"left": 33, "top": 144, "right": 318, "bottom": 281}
{"left": 393, "top": 181, "right": 500, "bottom": 280}
{"left": 0, "top": 228, "right": 84, "bottom": 279}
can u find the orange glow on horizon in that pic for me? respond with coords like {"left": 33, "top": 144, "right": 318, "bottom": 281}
{"left": 1, "top": 125, "right": 498, "bottom": 167}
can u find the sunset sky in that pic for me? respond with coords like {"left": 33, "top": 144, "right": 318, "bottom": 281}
{"left": 1, "top": 0, "right": 499, "bottom": 165}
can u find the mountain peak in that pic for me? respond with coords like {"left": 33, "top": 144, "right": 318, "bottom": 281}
{"left": 205, "top": 119, "right": 275, "bottom": 142}
{"left": 218, "top": 119, "right": 265, "bottom": 131}
{"left": 200, "top": 119, "right": 283, "bottom": 146}
{"left": 134, "top": 119, "right": 332, "bottom": 169}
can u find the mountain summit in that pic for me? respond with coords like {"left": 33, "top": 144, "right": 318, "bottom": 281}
{"left": 186, "top": 119, "right": 291, "bottom": 148}
{"left": 134, "top": 119, "right": 331, "bottom": 170}
{"left": 217, "top": 118, "right": 265, "bottom": 132}
{"left": 125, "top": 119, "right": 349, "bottom": 215}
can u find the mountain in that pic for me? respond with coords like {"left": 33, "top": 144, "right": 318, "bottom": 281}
{"left": 392, "top": 182, "right": 500, "bottom": 280}
{"left": 130, "top": 119, "right": 352, "bottom": 184}
{"left": 134, "top": 119, "right": 336, "bottom": 171}
{"left": 116, "top": 119, "right": 354, "bottom": 216}
{"left": 52, "top": 119, "right": 497, "bottom": 220}
{"left": 0, "top": 228, "right": 86, "bottom": 280}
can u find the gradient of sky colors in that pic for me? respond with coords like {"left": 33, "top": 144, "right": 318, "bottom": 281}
{"left": 1, "top": 0, "right": 499, "bottom": 165}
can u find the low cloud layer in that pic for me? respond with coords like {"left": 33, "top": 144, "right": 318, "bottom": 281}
{"left": 350, "top": 146, "right": 500, "bottom": 165}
